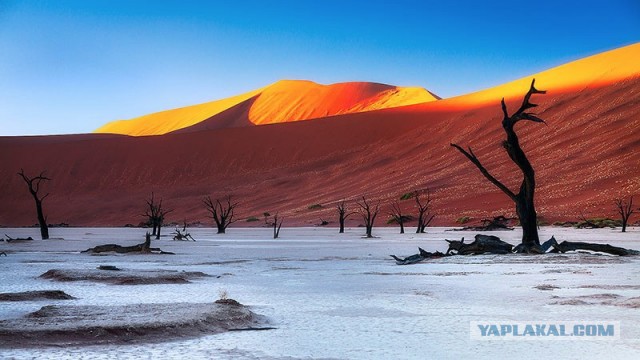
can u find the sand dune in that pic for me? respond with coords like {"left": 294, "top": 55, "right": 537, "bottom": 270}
{"left": 95, "top": 80, "right": 438, "bottom": 136}
{"left": 1, "top": 44, "right": 639, "bottom": 227}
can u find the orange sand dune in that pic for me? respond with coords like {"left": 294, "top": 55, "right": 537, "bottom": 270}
{"left": 2, "top": 44, "right": 639, "bottom": 227}
{"left": 2, "top": 77, "right": 638, "bottom": 227}
{"left": 95, "top": 80, "right": 438, "bottom": 136}
{"left": 442, "top": 42, "right": 640, "bottom": 108}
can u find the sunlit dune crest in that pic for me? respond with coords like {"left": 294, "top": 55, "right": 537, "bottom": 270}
{"left": 95, "top": 80, "right": 439, "bottom": 136}
{"left": 444, "top": 42, "right": 640, "bottom": 107}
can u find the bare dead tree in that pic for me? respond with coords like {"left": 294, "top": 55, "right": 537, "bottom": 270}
{"left": 203, "top": 195, "right": 238, "bottom": 234}
{"left": 389, "top": 201, "right": 408, "bottom": 234}
{"left": 415, "top": 190, "right": 435, "bottom": 233}
{"left": 356, "top": 196, "right": 380, "bottom": 238}
{"left": 17, "top": 169, "right": 51, "bottom": 240}
{"left": 451, "top": 79, "right": 546, "bottom": 253}
{"left": 614, "top": 196, "right": 636, "bottom": 232}
{"left": 142, "top": 193, "right": 172, "bottom": 239}
{"left": 337, "top": 200, "right": 356, "bottom": 233}
{"left": 273, "top": 213, "right": 283, "bottom": 239}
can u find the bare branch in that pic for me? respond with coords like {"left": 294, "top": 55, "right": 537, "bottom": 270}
{"left": 450, "top": 143, "right": 516, "bottom": 200}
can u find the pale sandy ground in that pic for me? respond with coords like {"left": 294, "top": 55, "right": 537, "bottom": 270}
{"left": 1, "top": 226, "right": 639, "bottom": 359}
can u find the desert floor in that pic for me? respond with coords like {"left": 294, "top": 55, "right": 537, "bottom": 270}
{"left": 1, "top": 226, "right": 639, "bottom": 359}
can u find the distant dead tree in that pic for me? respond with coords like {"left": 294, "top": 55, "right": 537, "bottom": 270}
{"left": 143, "top": 193, "right": 172, "bottom": 239}
{"left": 614, "top": 196, "right": 636, "bottom": 232}
{"left": 337, "top": 200, "right": 356, "bottom": 233}
{"left": 414, "top": 190, "right": 435, "bottom": 233}
{"left": 356, "top": 196, "right": 380, "bottom": 238}
{"left": 17, "top": 169, "right": 51, "bottom": 240}
{"left": 203, "top": 195, "right": 238, "bottom": 234}
{"left": 451, "top": 79, "right": 546, "bottom": 253}
{"left": 272, "top": 213, "right": 283, "bottom": 239}
{"left": 389, "top": 201, "right": 409, "bottom": 234}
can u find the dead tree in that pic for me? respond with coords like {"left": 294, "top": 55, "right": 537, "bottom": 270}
{"left": 273, "top": 213, "right": 283, "bottom": 239}
{"left": 17, "top": 169, "right": 51, "bottom": 240}
{"left": 415, "top": 190, "right": 435, "bottom": 233}
{"left": 142, "top": 193, "right": 172, "bottom": 239}
{"left": 203, "top": 195, "right": 238, "bottom": 234}
{"left": 451, "top": 79, "right": 546, "bottom": 253}
{"left": 356, "top": 196, "right": 380, "bottom": 238}
{"left": 337, "top": 201, "right": 356, "bottom": 233}
{"left": 172, "top": 220, "right": 195, "bottom": 241}
{"left": 614, "top": 196, "right": 635, "bottom": 232}
{"left": 389, "top": 201, "right": 408, "bottom": 234}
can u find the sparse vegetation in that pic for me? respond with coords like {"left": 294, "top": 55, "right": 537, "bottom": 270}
{"left": 456, "top": 216, "right": 471, "bottom": 224}
{"left": 246, "top": 216, "right": 259, "bottom": 222}
{"left": 400, "top": 192, "right": 415, "bottom": 201}
{"left": 307, "top": 204, "right": 323, "bottom": 210}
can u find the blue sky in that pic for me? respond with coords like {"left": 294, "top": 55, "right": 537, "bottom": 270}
{"left": 0, "top": 0, "right": 638, "bottom": 135}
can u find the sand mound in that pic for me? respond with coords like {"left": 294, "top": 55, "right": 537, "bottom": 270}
{"left": 39, "top": 268, "right": 210, "bottom": 285}
{"left": 0, "top": 290, "right": 75, "bottom": 301}
{"left": 0, "top": 302, "right": 266, "bottom": 347}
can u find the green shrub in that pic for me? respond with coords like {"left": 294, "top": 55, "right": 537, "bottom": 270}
{"left": 308, "top": 204, "right": 323, "bottom": 210}
{"left": 399, "top": 192, "right": 415, "bottom": 201}
{"left": 246, "top": 216, "right": 259, "bottom": 222}
{"left": 456, "top": 216, "right": 471, "bottom": 224}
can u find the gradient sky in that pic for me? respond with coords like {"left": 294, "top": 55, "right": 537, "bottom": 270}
{"left": 0, "top": 0, "right": 638, "bottom": 136}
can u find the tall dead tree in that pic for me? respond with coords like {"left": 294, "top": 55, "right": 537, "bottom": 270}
{"left": 142, "top": 193, "right": 172, "bottom": 239}
{"left": 356, "top": 196, "right": 380, "bottom": 238}
{"left": 451, "top": 79, "right": 546, "bottom": 253}
{"left": 17, "top": 169, "right": 51, "bottom": 240}
{"left": 203, "top": 195, "right": 238, "bottom": 234}
{"left": 337, "top": 201, "right": 356, "bottom": 233}
{"left": 614, "top": 196, "right": 635, "bottom": 233}
{"left": 389, "top": 201, "right": 408, "bottom": 234}
{"left": 415, "top": 190, "right": 435, "bottom": 233}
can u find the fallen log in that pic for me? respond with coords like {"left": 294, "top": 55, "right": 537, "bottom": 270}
{"left": 550, "top": 241, "right": 640, "bottom": 256}
{"left": 82, "top": 233, "right": 174, "bottom": 255}
{"left": 390, "top": 247, "right": 448, "bottom": 265}
{"left": 446, "top": 234, "right": 513, "bottom": 255}
{"left": 3, "top": 235, "right": 33, "bottom": 243}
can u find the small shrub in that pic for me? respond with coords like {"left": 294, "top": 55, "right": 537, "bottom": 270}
{"left": 400, "top": 192, "right": 415, "bottom": 201}
{"left": 456, "top": 216, "right": 471, "bottom": 224}
{"left": 217, "top": 289, "right": 228, "bottom": 301}
{"left": 246, "top": 216, "right": 259, "bottom": 222}
{"left": 308, "top": 204, "right": 323, "bottom": 210}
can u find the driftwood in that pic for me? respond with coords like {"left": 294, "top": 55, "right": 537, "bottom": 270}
{"left": 549, "top": 240, "right": 640, "bottom": 256}
{"left": 446, "top": 234, "right": 513, "bottom": 255}
{"left": 391, "top": 233, "right": 639, "bottom": 265}
{"left": 3, "top": 235, "right": 34, "bottom": 242}
{"left": 390, "top": 247, "right": 447, "bottom": 265}
{"left": 172, "top": 227, "right": 195, "bottom": 241}
{"left": 0, "top": 252, "right": 6, "bottom": 256}
{"left": 82, "top": 233, "right": 174, "bottom": 255}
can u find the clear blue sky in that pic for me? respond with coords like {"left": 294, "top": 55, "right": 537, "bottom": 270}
{"left": 0, "top": 0, "right": 638, "bottom": 135}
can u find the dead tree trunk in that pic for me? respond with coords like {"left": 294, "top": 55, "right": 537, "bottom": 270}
{"left": 451, "top": 79, "right": 546, "bottom": 253}
{"left": 337, "top": 201, "right": 355, "bottom": 234}
{"left": 273, "top": 213, "right": 283, "bottom": 239}
{"left": 356, "top": 196, "right": 380, "bottom": 238}
{"left": 614, "top": 196, "right": 635, "bottom": 233}
{"left": 390, "top": 201, "right": 406, "bottom": 234}
{"left": 17, "top": 169, "right": 51, "bottom": 240}
{"left": 415, "top": 190, "right": 435, "bottom": 233}
{"left": 203, "top": 195, "right": 238, "bottom": 234}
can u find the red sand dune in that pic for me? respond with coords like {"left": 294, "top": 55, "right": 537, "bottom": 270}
{"left": 1, "top": 44, "right": 639, "bottom": 228}
{"left": 95, "top": 80, "right": 438, "bottom": 136}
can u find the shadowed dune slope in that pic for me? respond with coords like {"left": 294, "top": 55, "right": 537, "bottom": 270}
{"left": 95, "top": 80, "right": 439, "bottom": 136}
